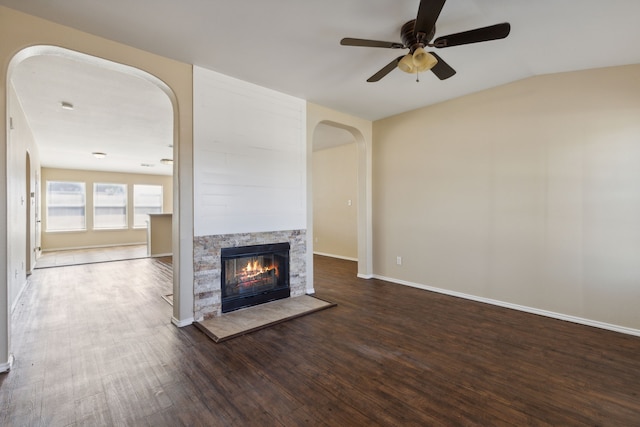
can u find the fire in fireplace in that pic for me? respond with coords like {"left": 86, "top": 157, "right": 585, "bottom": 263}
{"left": 220, "top": 242, "right": 290, "bottom": 313}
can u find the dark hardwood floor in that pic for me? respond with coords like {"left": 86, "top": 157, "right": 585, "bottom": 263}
{"left": 2, "top": 255, "right": 640, "bottom": 425}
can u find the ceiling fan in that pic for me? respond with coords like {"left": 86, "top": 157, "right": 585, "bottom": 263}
{"left": 340, "top": 0, "right": 511, "bottom": 82}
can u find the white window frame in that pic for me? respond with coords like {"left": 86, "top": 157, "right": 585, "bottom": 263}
{"left": 45, "top": 180, "right": 86, "bottom": 232}
{"left": 93, "top": 182, "right": 128, "bottom": 230}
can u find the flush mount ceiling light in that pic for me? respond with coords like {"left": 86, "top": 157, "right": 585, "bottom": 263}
{"left": 61, "top": 101, "right": 74, "bottom": 110}
{"left": 160, "top": 158, "right": 173, "bottom": 165}
{"left": 92, "top": 152, "right": 107, "bottom": 159}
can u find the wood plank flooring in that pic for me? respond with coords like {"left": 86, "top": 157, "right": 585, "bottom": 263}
{"left": 2, "top": 254, "right": 640, "bottom": 425}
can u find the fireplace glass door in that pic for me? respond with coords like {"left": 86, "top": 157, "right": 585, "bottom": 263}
{"left": 221, "top": 243, "right": 290, "bottom": 313}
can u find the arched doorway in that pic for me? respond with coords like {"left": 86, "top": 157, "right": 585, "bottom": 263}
{"left": 3, "top": 46, "right": 184, "bottom": 370}
{"left": 306, "top": 103, "right": 374, "bottom": 283}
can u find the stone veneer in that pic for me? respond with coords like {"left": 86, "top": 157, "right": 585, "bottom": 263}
{"left": 193, "top": 229, "right": 307, "bottom": 320}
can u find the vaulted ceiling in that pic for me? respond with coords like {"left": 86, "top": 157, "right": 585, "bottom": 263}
{"left": 3, "top": 0, "right": 640, "bottom": 173}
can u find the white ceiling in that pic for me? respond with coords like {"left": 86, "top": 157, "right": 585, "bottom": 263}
{"left": 3, "top": 0, "right": 640, "bottom": 172}
{"left": 11, "top": 54, "right": 175, "bottom": 175}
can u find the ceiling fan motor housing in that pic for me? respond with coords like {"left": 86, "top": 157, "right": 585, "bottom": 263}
{"left": 401, "top": 19, "right": 435, "bottom": 53}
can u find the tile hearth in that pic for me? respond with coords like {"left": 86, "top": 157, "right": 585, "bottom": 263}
{"left": 194, "top": 295, "right": 335, "bottom": 342}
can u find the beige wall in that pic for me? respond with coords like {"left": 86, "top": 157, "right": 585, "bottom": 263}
{"left": 373, "top": 64, "right": 640, "bottom": 331}
{"left": 148, "top": 214, "right": 172, "bottom": 256}
{"left": 7, "top": 82, "right": 40, "bottom": 308}
{"left": 41, "top": 168, "right": 172, "bottom": 251}
{"left": 313, "top": 143, "right": 358, "bottom": 260}
{"left": 1, "top": 5, "right": 195, "bottom": 367}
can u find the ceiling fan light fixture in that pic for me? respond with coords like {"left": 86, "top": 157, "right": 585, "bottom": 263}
{"left": 398, "top": 53, "right": 415, "bottom": 73}
{"left": 412, "top": 47, "right": 438, "bottom": 71}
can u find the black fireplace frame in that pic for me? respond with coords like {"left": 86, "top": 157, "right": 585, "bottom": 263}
{"left": 220, "top": 242, "right": 290, "bottom": 313}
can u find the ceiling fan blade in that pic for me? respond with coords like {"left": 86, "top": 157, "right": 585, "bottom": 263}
{"left": 341, "top": 38, "right": 404, "bottom": 49}
{"left": 429, "top": 52, "right": 456, "bottom": 80}
{"left": 367, "top": 56, "right": 404, "bottom": 82}
{"left": 433, "top": 23, "right": 511, "bottom": 48}
{"left": 414, "top": 0, "right": 447, "bottom": 37}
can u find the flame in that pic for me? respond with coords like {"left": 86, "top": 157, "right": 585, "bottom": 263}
{"left": 243, "top": 259, "right": 273, "bottom": 278}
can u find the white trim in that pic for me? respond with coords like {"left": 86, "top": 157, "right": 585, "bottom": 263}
{"left": 0, "top": 354, "right": 14, "bottom": 373}
{"left": 151, "top": 253, "right": 172, "bottom": 258}
{"left": 357, "top": 273, "right": 373, "bottom": 279}
{"left": 171, "top": 316, "right": 194, "bottom": 328}
{"left": 374, "top": 275, "right": 640, "bottom": 338}
{"left": 313, "top": 251, "right": 358, "bottom": 262}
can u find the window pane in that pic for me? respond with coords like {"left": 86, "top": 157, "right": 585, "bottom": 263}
{"left": 133, "top": 184, "right": 163, "bottom": 228}
{"left": 94, "top": 183, "right": 127, "bottom": 229}
{"left": 46, "top": 181, "right": 86, "bottom": 231}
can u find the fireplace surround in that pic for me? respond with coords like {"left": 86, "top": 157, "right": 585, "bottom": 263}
{"left": 193, "top": 230, "right": 307, "bottom": 320}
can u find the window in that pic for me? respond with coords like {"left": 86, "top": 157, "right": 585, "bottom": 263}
{"left": 46, "top": 181, "right": 86, "bottom": 231}
{"left": 94, "top": 183, "right": 127, "bottom": 229}
{"left": 133, "top": 184, "right": 163, "bottom": 228}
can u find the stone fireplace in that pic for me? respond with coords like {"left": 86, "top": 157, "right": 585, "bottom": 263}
{"left": 194, "top": 230, "right": 306, "bottom": 320}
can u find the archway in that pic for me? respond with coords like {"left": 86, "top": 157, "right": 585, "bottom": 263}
{"left": 306, "top": 103, "right": 374, "bottom": 283}
{"left": 3, "top": 46, "right": 184, "bottom": 370}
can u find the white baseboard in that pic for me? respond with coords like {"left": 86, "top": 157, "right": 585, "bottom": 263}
{"left": 357, "top": 273, "right": 373, "bottom": 279}
{"left": 313, "top": 252, "right": 358, "bottom": 262}
{"left": 0, "top": 354, "right": 14, "bottom": 373}
{"left": 151, "top": 253, "right": 172, "bottom": 258}
{"left": 373, "top": 274, "right": 640, "bottom": 338}
{"left": 171, "top": 316, "right": 194, "bottom": 328}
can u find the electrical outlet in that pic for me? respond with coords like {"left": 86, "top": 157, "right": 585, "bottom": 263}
{"left": 396, "top": 256, "right": 402, "bottom": 265}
